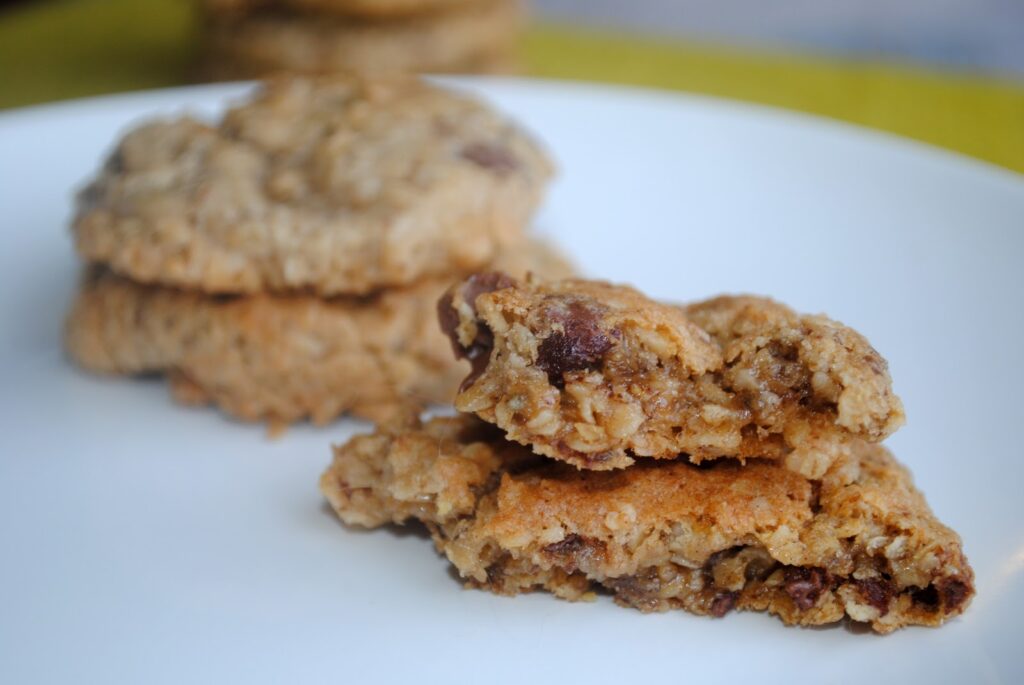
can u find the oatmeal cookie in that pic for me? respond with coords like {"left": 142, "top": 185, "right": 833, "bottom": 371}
{"left": 198, "top": 48, "right": 521, "bottom": 81}
{"left": 440, "top": 275, "right": 905, "bottom": 474}
{"left": 65, "top": 240, "right": 572, "bottom": 425}
{"left": 198, "top": 0, "right": 523, "bottom": 79}
{"left": 289, "top": 0, "right": 483, "bottom": 18}
{"left": 73, "top": 70, "right": 550, "bottom": 296}
{"left": 321, "top": 415, "right": 973, "bottom": 634}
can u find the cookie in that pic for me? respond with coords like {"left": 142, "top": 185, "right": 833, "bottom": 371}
{"left": 439, "top": 275, "right": 904, "bottom": 474}
{"left": 74, "top": 70, "right": 551, "bottom": 296}
{"left": 202, "top": 0, "right": 485, "bottom": 20}
{"left": 321, "top": 415, "right": 973, "bottom": 633}
{"left": 198, "top": 47, "right": 521, "bottom": 81}
{"left": 290, "top": 0, "right": 482, "bottom": 18}
{"left": 64, "top": 240, "right": 573, "bottom": 425}
{"left": 198, "top": 0, "right": 523, "bottom": 78}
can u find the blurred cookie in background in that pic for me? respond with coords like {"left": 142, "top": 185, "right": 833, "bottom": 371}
{"left": 203, "top": 0, "right": 484, "bottom": 19}
{"left": 65, "top": 238, "right": 571, "bottom": 426}
{"left": 66, "top": 72, "right": 564, "bottom": 425}
{"left": 197, "top": 0, "right": 526, "bottom": 79}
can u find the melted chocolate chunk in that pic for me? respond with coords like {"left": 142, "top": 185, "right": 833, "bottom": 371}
{"left": 460, "top": 142, "right": 519, "bottom": 173}
{"left": 784, "top": 567, "right": 830, "bottom": 611}
{"left": 854, "top": 578, "right": 894, "bottom": 616}
{"left": 544, "top": 534, "right": 588, "bottom": 556}
{"left": 460, "top": 271, "right": 517, "bottom": 313}
{"left": 607, "top": 571, "right": 662, "bottom": 612}
{"left": 436, "top": 271, "right": 517, "bottom": 352}
{"left": 536, "top": 301, "right": 613, "bottom": 387}
{"left": 710, "top": 591, "right": 739, "bottom": 618}
{"left": 437, "top": 272, "right": 517, "bottom": 390}
{"left": 911, "top": 585, "right": 940, "bottom": 610}
{"left": 436, "top": 290, "right": 461, "bottom": 350}
{"left": 458, "top": 333, "right": 494, "bottom": 392}
{"left": 937, "top": 578, "right": 971, "bottom": 612}
{"left": 542, "top": 534, "right": 606, "bottom": 573}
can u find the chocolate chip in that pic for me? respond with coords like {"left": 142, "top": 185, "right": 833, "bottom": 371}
{"left": 536, "top": 301, "right": 613, "bottom": 387}
{"left": 607, "top": 571, "right": 662, "bottom": 611}
{"left": 458, "top": 335, "right": 494, "bottom": 392}
{"left": 853, "top": 578, "right": 893, "bottom": 616}
{"left": 911, "top": 585, "right": 939, "bottom": 610}
{"left": 937, "top": 578, "right": 971, "bottom": 612}
{"left": 710, "top": 591, "right": 739, "bottom": 618}
{"left": 783, "top": 567, "right": 829, "bottom": 611}
{"left": 436, "top": 271, "right": 516, "bottom": 349}
{"left": 436, "top": 290, "right": 461, "bottom": 348}
{"left": 460, "top": 142, "right": 519, "bottom": 173}
{"left": 460, "top": 271, "right": 517, "bottom": 313}
{"left": 544, "top": 534, "right": 588, "bottom": 556}
{"left": 543, "top": 534, "right": 605, "bottom": 573}
{"left": 436, "top": 272, "right": 517, "bottom": 390}
{"left": 911, "top": 579, "right": 970, "bottom": 614}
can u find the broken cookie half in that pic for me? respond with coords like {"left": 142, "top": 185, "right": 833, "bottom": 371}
{"left": 321, "top": 416, "right": 971, "bottom": 633}
{"left": 438, "top": 274, "right": 905, "bottom": 475}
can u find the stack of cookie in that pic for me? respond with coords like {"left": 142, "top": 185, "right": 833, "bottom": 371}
{"left": 322, "top": 275, "right": 975, "bottom": 632}
{"left": 196, "top": 0, "right": 526, "bottom": 81}
{"left": 65, "top": 73, "right": 571, "bottom": 425}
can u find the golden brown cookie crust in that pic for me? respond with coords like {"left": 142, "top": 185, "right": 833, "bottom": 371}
{"left": 65, "top": 241, "right": 572, "bottom": 425}
{"left": 74, "top": 71, "right": 550, "bottom": 296}
{"left": 198, "top": 0, "right": 524, "bottom": 78}
{"left": 321, "top": 416, "right": 973, "bottom": 633}
{"left": 440, "top": 275, "right": 905, "bottom": 474}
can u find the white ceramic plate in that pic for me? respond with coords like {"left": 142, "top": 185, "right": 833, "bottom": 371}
{"left": 1, "top": 79, "right": 1022, "bottom": 684}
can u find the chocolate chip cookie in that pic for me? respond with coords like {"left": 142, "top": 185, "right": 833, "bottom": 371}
{"left": 321, "top": 415, "right": 972, "bottom": 633}
{"left": 73, "top": 71, "right": 551, "bottom": 296}
{"left": 65, "top": 240, "right": 572, "bottom": 425}
{"left": 291, "top": 0, "right": 483, "bottom": 18}
{"left": 439, "top": 275, "right": 904, "bottom": 474}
